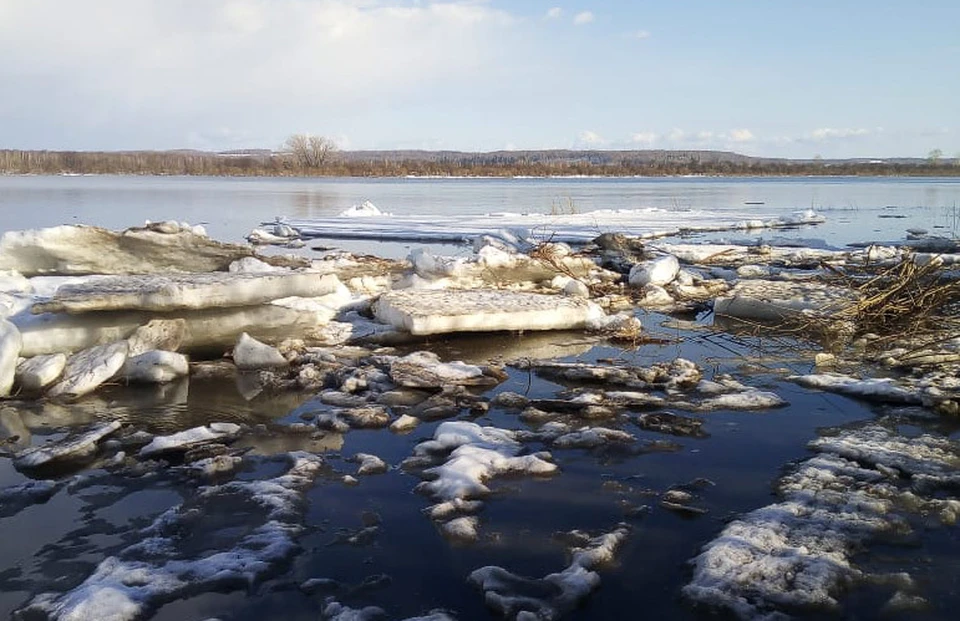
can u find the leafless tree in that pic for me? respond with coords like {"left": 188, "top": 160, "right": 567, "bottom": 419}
{"left": 283, "top": 133, "right": 338, "bottom": 168}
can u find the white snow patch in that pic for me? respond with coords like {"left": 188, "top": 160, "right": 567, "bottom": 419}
{"left": 338, "top": 201, "right": 389, "bottom": 218}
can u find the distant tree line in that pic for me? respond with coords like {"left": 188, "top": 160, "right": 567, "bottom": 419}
{"left": 1, "top": 139, "right": 958, "bottom": 178}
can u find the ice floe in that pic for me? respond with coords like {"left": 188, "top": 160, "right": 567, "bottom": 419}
{"left": 14, "top": 421, "right": 122, "bottom": 472}
{"left": 33, "top": 272, "right": 343, "bottom": 313}
{"left": 138, "top": 422, "right": 242, "bottom": 458}
{"left": 277, "top": 207, "right": 824, "bottom": 245}
{"left": 684, "top": 424, "right": 960, "bottom": 619}
{"left": 47, "top": 341, "right": 129, "bottom": 399}
{"left": 233, "top": 332, "right": 289, "bottom": 370}
{"left": 121, "top": 350, "right": 189, "bottom": 384}
{"left": 374, "top": 289, "right": 606, "bottom": 335}
{"left": 383, "top": 351, "right": 500, "bottom": 388}
{"left": 0, "top": 224, "right": 300, "bottom": 276}
{"left": 410, "top": 421, "right": 557, "bottom": 541}
{"left": 468, "top": 522, "right": 631, "bottom": 619}
{"left": 714, "top": 279, "right": 856, "bottom": 324}
{"left": 0, "top": 317, "right": 22, "bottom": 395}
{"left": 16, "top": 452, "right": 323, "bottom": 621}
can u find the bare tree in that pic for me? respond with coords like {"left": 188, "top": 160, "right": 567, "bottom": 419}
{"left": 283, "top": 134, "right": 338, "bottom": 168}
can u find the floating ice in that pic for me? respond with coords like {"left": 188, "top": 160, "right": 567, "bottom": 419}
{"left": 0, "top": 318, "right": 22, "bottom": 396}
{"left": 17, "top": 452, "right": 324, "bottom": 621}
{"left": 0, "top": 479, "right": 64, "bottom": 517}
{"left": 139, "top": 422, "right": 242, "bottom": 458}
{"left": 628, "top": 254, "right": 680, "bottom": 287}
{"left": 684, "top": 425, "right": 960, "bottom": 618}
{"left": 16, "top": 353, "right": 67, "bottom": 391}
{"left": 47, "top": 341, "right": 129, "bottom": 399}
{"left": 468, "top": 523, "right": 631, "bottom": 620}
{"left": 412, "top": 422, "right": 557, "bottom": 537}
{"left": 789, "top": 373, "right": 922, "bottom": 404}
{"left": 384, "top": 351, "right": 497, "bottom": 388}
{"left": 0, "top": 224, "right": 290, "bottom": 276}
{"left": 714, "top": 279, "right": 856, "bottom": 323}
{"left": 121, "top": 350, "right": 189, "bottom": 384}
{"left": 233, "top": 332, "right": 288, "bottom": 370}
{"left": 374, "top": 289, "right": 606, "bottom": 336}
{"left": 15, "top": 303, "right": 336, "bottom": 357}
{"left": 33, "top": 272, "right": 343, "bottom": 313}
{"left": 353, "top": 453, "right": 389, "bottom": 476}
{"left": 279, "top": 207, "right": 825, "bottom": 245}
{"left": 14, "top": 421, "right": 122, "bottom": 471}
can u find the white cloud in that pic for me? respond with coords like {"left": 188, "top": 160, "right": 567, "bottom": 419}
{"left": 573, "top": 11, "right": 594, "bottom": 25}
{"left": 633, "top": 30, "right": 651, "bottom": 39}
{"left": 810, "top": 127, "right": 871, "bottom": 141}
{"left": 545, "top": 7, "right": 563, "bottom": 20}
{"left": 0, "top": 0, "right": 519, "bottom": 149}
{"left": 666, "top": 128, "right": 687, "bottom": 142}
{"left": 578, "top": 130, "right": 606, "bottom": 146}
{"left": 728, "top": 128, "right": 754, "bottom": 142}
{"left": 630, "top": 132, "right": 657, "bottom": 146}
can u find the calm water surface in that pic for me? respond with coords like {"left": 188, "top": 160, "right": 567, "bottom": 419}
{"left": 2, "top": 175, "right": 959, "bottom": 248}
{"left": 1, "top": 175, "right": 959, "bottom": 620}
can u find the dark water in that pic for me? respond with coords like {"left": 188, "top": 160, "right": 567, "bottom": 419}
{"left": 1, "top": 176, "right": 960, "bottom": 619}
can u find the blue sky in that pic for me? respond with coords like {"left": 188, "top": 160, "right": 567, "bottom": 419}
{"left": 0, "top": 0, "right": 956, "bottom": 157}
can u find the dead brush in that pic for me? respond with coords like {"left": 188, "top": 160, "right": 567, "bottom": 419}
{"left": 819, "top": 253, "right": 960, "bottom": 347}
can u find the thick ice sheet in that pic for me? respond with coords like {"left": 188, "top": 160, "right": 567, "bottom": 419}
{"left": 277, "top": 208, "right": 823, "bottom": 244}
{"left": 0, "top": 224, "right": 280, "bottom": 276}
{"left": 374, "top": 289, "right": 605, "bottom": 335}
{"left": 714, "top": 279, "right": 856, "bottom": 323}
{"left": 34, "top": 272, "right": 342, "bottom": 313}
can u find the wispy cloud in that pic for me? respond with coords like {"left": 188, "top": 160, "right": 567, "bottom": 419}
{"left": 545, "top": 7, "right": 563, "bottom": 20}
{"left": 810, "top": 127, "right": 871, "bottom": 141}
{"left": 577, "top": 130, "right": 606, "bottom": 146}
{"left": 573, "top": 11, "right": 595, "bottom": 26}
{"left": 630, "top": 132, "right": 657, "bottom": 146}
{"left": 633, "top": 30, "right": 651, "bottom": 39}
{"left": 729, "top": 128, "right": 755, "bottom": 142}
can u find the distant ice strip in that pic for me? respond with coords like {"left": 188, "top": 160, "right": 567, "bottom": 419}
{"left": 272, "top": 208, "right": 824, "bottom": 245}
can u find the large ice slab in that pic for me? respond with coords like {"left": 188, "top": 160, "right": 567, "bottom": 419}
{"left": 714, "top": 279, "right": 856, "bottom": 323}
{"left": 47, "top": 341, "right": 129, "bottom": 399}
{"left": 14, "top": 421, "right": 122, "bottom": 471}
{"left": 15, "top": 304, "right": 335, "bottom": 357}
{"left": 374, "top": 289, "right": 606, "bottom": 335}
{"left": 33, "top": 272, "right": 343, "bottom": 313}
{"left": 0, "top": 224, "right": 304, "bottom": 276}
{"left": 0, "top": 318, "right": 21, "bottom": 396}
{"left": 277, "top": 207, "right": 824, "bottom": 245}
